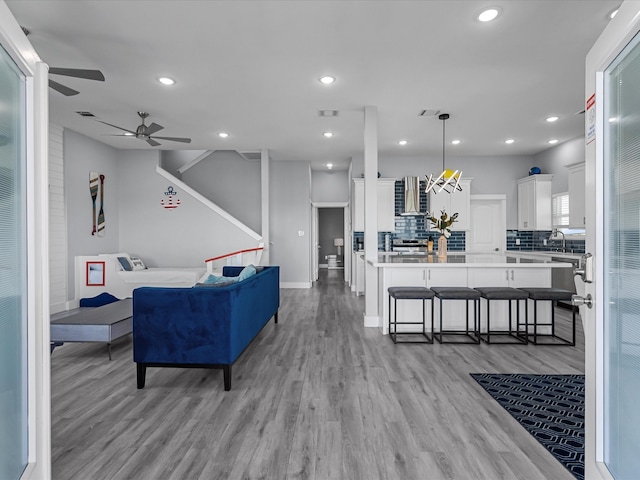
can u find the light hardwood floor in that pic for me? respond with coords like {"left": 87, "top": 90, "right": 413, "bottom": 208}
{"left": 51, "top": 270, "right": 584, "bottom": 479}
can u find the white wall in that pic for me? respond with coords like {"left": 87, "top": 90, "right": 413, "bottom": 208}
{"left": 116, "top": 150, "right": 259, "bottom": 268}
{"left": 311, "top": 169, "right": 349, "bottom": 202}
{"left": 270, "top": 161, "right": 311, "bottom": 286}
{"left": 533, "top": 136, "right": 585, "bottom": 194}
{"left": 181, "top": 150, "right": 261, "bottom": 233}
{"left": 161, "top": 149, "right": 207, "bottom": 175}
{"left": 64, "top": 129, "right": 120, "bottom": 299}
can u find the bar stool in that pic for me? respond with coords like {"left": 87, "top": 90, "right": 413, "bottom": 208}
{"left": 387, "top": 287, "right": 435, "bottom": 344}
{"left": 430, "top": 287, "right": 481, "bottom": 344}
{"left": 474, "top": 287, "right": 528, "bottom": 344}
{"left": 518, "top": 287, "right": 576, "bottom": 346}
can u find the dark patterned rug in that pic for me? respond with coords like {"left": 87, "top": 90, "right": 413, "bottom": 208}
{"left": 471, "top": 373, "right": 585, "bottom": 480}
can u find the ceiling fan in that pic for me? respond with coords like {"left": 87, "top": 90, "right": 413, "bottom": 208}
{"left": 99, "top": 112, "right": 192, "bottom": 146}
{"left": 20, "top": 27, "right": 105, "bottom": 96}
{"left": 48, "top": 67, "right": 105, "bottom": 96}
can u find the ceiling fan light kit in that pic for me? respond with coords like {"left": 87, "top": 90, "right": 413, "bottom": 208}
{"left": 425, "top": 113, "right": 463, "bottom": 195}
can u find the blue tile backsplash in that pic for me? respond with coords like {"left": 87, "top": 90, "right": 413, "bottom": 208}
{"left": 353, "top": 179, "right": 586, "bottom": 254}
{"left": 506, "top": 229, "right": 585, "bottom": 254}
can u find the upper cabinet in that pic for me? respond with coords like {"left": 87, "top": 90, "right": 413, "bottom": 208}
{"left": 517, "top": 174, "right": 553, "bottom": 230}
{"left": 428, "top": 179, "right": 472, "bottom": 230}
{"left": 567, "top": 163, "right": 586, "bottom": 228}
{"left": 352, "top": 178, "right": 396, "bottom": 232}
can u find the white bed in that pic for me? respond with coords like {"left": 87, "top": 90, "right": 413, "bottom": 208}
{"left": 75, "top": 254, "right": 206, "bottom": 301}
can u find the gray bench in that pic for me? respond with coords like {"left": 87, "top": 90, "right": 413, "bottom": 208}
{"left": 50, "top": 299, "right": 132, "bottom": 360}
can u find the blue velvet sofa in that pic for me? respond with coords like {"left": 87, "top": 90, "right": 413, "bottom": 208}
{"left": 133, "top": 265, "right": 279, "bottom": 391}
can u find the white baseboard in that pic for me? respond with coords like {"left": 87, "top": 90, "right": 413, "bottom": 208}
{"left": 363, "top": 314, "right": 380, "bottom": 328}
{"left": 280, "top": 282, "right": 312, "bottom": 289}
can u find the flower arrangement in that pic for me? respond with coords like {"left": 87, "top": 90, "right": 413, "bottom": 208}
{"left": 428, "top": 209, "right": 458, "bottom": 238}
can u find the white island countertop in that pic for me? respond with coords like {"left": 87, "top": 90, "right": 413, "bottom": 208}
{"left": 369, "top": 252, "right": 574, "bottom": 268}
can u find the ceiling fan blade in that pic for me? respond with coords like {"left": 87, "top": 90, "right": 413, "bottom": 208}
{"left": 49, "top": 79, "right": 79, "bottom": 96}
{"left": 144, "top": 123, "right": 164, "bottom": 135}
{"left": 49, "top": 67, "right": 105, "bottom": 82}
{"left": 97, "top": 120, "right": 137, "bottom": 135}
{"left": 151, "top": 136, "right": 192, "bottom": 144}
{"left": 146, "top": 138, "right": 161, "bottom": 147}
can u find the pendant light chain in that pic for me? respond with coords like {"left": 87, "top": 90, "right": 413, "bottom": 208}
{"left": 424, "top": 112, "right": 462, "bottom": 194}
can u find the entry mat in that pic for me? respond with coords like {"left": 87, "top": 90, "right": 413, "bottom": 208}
{"left": 471, "top": 373, "right": 585, "bottom": 480}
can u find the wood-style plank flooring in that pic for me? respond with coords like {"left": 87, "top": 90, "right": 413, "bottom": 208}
{"left": 51, "top": 270, "right": 584, "bottom": 479}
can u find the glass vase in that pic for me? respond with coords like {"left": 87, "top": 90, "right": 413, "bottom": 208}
{"left": 437, "top": 234, "right": 448, "bottom": 258}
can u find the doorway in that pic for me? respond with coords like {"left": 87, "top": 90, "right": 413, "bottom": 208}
{"left": 311, "top": 203, "right": 348, "bottom": 283}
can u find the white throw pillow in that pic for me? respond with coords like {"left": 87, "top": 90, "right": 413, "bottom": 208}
{"left": 129, "top": 256, "right": 147, "bottom": 270}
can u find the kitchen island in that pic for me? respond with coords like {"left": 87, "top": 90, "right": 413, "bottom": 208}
{"left": 369, "top": 252, "right": 574, "bottom": 335}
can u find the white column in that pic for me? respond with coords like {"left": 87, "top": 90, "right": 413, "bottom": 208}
{"left": 260, "top": 148, "right": 270, "bottom": 265}
{"left": 363, "top": 106, "right": 380, "bottom": 327}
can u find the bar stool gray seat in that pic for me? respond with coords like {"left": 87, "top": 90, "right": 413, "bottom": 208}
{"left": 388, "top": 286, "right": 435, "bottom": 344}
{"left": 430, "top": 286, "right": 481, "bottom": 344}
{"left": 518, "top": 287, "right": 576, "bottom": 346}
{"left": 474, "top": 287, "right": 528, "bottom": 344}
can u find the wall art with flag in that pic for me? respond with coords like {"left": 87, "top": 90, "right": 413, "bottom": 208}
{"left": 90, "top": 172, "right": 106, "bottom": 236}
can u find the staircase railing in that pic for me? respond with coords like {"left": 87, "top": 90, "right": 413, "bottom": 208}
{"left": 205, "top": 244, "right": 264, "bottom": 273}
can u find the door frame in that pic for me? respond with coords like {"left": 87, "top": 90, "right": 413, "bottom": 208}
{"left": 584, "top": 3, "right": 640, "bottom": 479}
{"left": 311, "top": 202, "right": 348, "bottom": 283}
{"left": 0, "top": 4, "right": 52, "bottom": 479}
{"left": 468, "top": 194, "right": 507, "bottom": 252}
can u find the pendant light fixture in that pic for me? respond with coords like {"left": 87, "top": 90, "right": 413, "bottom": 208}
{"left": 425, "top": 113, "right": 462, "bottom": 194}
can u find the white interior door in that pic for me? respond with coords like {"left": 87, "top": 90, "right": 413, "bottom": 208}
{"left": 467, "top": 195, "right": 506, "bottom": 252}
{"left": 584, "top": 4, "right": 640, "bottom": 478}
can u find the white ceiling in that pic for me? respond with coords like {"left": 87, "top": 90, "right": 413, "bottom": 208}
{"left": 6, "top": 0, "right": 620, "bottom": 170}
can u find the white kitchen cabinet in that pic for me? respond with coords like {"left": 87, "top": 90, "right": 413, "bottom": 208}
{"left": 428, "top": 179, "right": 471, "bottom": 231}
{"left": 352, "top": 178, "right": 396, "bottom": 232}
{"left": 517, "top": 174, "right": 553, "bottom": 230}
{"left": 567, "top": 163, "right": 586, "bottom": 228}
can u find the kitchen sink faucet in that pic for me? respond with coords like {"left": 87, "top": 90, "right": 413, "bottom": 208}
{"left": 550, "top": 228, "right": 566, "bottom": 253}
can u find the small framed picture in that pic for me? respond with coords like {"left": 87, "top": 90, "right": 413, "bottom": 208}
{"left": 86, "top": 261, "right": 105, "bottom": 286}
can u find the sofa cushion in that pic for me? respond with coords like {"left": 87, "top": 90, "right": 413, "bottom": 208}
{"left": 238, "top": 264, "right": 257, "bottom": 281}
{"left": 195, "top": 273, "right": 238, "bottom": 287}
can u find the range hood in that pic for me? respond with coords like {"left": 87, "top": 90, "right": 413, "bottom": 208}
{"left": 400, "top": 176, "right": 425, "bottom": 216}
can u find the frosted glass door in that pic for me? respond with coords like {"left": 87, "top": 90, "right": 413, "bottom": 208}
{"left": 603, "top": 30, "right": 640, "bottom": 479}
{"left": 0, "top": 44, "right": 27, "bottom": 479}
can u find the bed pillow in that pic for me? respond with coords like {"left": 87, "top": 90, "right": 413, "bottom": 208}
{"left": 129, "top": 256, "right": 147, "bottom": 270}
{"left": 117, "top": 256, "right": 133, "bottom": 271}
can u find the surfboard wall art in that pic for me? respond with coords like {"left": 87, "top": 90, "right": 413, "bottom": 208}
{"left": 89, "top": 172, "right": 106, "bottom": 236}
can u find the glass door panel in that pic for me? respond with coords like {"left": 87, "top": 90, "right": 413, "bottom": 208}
{"left": 0, "top": 44, "right": 27, "bottom": 479}
{"left": 603, "top": 31, "right": 640, "bottom": 479}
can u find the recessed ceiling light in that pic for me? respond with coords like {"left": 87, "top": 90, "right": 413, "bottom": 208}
{"left": 451, "top": 139, "right": 461, "bottom": 145}
{"left": 327, "top": 163, "right": 333, "bottom": 169}
{"left": 319, "top": 76, "right": 335, "bottom": 85}
{"left": 158, "top": 77, "right": 175, "bottom": 85}
{"left": 546, "top": 116, "right": 559, "bottom": 122}
{"left": 609, "top": 117, "right": 618, "bottom": 123}
{"left": 477, "top": 7, "right": 501, "bottom": 22}
{"left": 505, "top": 139, "right": 515, "bottom": 144}
{"left": 609, "top": 8, "right": 619, "bottom": 19}
{"left": 323, "top": 132, "right": 334, "bottom": 138}
{"left": 548, "top": 139, "right": 559, "bottom": 144}
{"left": 398, "top": 140, "right": 408, "bottom": 145}
{"left": 218, "top": 132, "right": 229, "bottom": 138}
